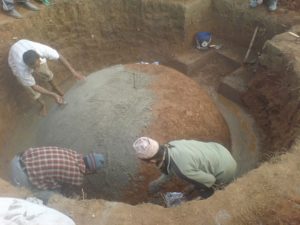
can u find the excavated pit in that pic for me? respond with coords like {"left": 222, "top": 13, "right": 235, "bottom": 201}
{"left": 0, "top": 0, "right": 300, "bottom": 224}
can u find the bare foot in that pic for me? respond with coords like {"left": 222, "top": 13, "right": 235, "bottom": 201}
{"left": 54, "top": 94, "right": 64, "bottom": 105}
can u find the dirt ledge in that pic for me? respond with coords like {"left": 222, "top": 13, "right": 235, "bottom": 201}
{"left": 243, "top": 25, "right": 300, "bottom": 155}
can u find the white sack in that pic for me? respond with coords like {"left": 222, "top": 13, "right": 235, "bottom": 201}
{"left": 0, "top": 197, "right": 75, "bottom": 225}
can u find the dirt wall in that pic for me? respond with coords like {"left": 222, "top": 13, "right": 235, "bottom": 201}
{"left": 243, "top": 27, "right": 300, "bottom": 155}
{"left": 0, "top": 1, "right": 298, "bottom": 152}
{"left": 0, "top": 0, "right": 190, "bottom": 155}
{"left": 212, "top": 0, "right": 299, "bottom": 48}
{"left": 243, "top": 68, "right": 300, "bottom": 155}
{"left": 183, "top": 0, "right": 214, "bottom": 47}
{"left": 0, "top": 0, "right": 300, "bottom": 223}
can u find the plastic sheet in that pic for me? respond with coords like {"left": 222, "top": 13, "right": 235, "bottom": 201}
{"left": 162, "top": 192, "right": 186, "bottom": 208}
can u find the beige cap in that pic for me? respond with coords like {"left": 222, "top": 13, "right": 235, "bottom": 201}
{"left": 133, "top": 137, "right": 159, "bottom": 159}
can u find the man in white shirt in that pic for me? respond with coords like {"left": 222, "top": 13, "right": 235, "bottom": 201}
{"left": 9, "top": 39, "right": 85, "bottom": 115}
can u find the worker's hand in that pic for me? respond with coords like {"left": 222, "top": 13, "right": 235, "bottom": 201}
{"left": 73, "top": 71, "right": 86, "bottom": 81}
{"left": 53, "top": 94, "right": 64, "bottom": 105}
{"left": 183, "top": 184, "right": 195, "bottom": 195}
{"left": 148, "top": 181, "right": 161, "bottom": 194}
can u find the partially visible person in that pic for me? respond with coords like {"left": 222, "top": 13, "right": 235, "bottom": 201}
{"left": 133, "top": 137, "right": 237, "bottom": 199}
{"left": 0, "top": 197, "right": 76, "bottom": 225}
{"left": 8, "top": 39, "right": 85, "bottom": 115}
{"left": 1, "top": 0, "right": 39, "bottom": 19}
{"left": 10, "top": 146, "right": 105, "bottom": 191}
{"left": 249, "top": 0, "right": 278, "bottom": 11}
{"left": 36, "top": 0, "right": 51, "bottom": 5}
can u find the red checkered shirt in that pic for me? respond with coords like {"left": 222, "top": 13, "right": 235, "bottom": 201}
{"left": 21, "top": 147, "right": 86, "bottom": 190}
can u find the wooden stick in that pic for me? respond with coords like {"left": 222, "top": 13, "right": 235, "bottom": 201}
{"left": 133, "top": 72, "right": 136, "bottom": 89}
{"left": 244, "top": 26, "right": 259, "bottom": 64}
{"left": 288, "top": 32, "right": 300, "bottom": 38}
{"left": 81, "top": 188, "right": 85, "bottom": 200}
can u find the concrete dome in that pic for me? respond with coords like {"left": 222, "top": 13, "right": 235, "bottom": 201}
{"left": 6, "top": 64, "right": 229, "bottom": 203}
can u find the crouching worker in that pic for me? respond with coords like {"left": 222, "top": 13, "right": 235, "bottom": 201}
{"left": 10, "top": 147, "right": 105, "bottom": 202}
{"left": 8, "top": 39, "right": 85, "bottom": 116}
{"left": 133, "top": 137, "right": 237, "bottom": 199}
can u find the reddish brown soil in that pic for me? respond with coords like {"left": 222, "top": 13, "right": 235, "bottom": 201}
{"left": 242, "top": 68, "right": 300, "bottom": 156}
{"left": 0, "top": 0, "right": 299, "bottom": 224}
{"left": 260, "top": 197, "right": 300, "bottom": 225}
{"left": 121, "top": 64, "right": 230, "bottom": 204}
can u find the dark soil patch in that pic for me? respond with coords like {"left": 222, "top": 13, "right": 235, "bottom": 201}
{"left": 280, "top": 0, "right": 300, "bottom": 11}
{"left": 242, "top": 67, "right": 300, "bottom": 156}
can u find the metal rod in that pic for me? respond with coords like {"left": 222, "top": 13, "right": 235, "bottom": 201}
{"left": 133, "top": 72, "right": 136, "bottom": 89}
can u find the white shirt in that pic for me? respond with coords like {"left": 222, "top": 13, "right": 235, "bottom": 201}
{"left": 8, "top": 39, "right": 60, "bottom": 86}
{"left": 0, "top": 197, "right": 75, "bottom": 225}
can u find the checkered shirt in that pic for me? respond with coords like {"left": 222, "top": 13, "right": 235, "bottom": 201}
{"left": 21, "top": 147, "right": 86, "bottom": 190}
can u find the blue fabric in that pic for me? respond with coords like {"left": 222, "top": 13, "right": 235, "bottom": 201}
{"left": 196, "top": 32, "right": 212, "bottom": 42}
{"left": 10, "top": 155, "right": 31, "bottom": 188}
{"left": 85, "top": 152, "right": 105, "bottom": 171}
{"left": 249, "top": 0, "right": 258, "bottom": 7}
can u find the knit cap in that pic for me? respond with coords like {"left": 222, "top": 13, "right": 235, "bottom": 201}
{"left": 133, "top": 137, "right": 159, "bottom": 159}
{"left": 84, "top": 152, "right": 105, "bottom": 172}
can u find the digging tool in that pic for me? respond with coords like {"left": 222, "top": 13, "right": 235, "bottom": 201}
{"left": 133, "top": 72, "right": 137, "bottom": 89}
{"left": 288, "top": 32, "right": 300, "bottom": 44}
{"left": 288, "top": 32, "right": 300, "bottom": 38}
{"left": 243, "top": 26, "right": 259, "bottom": 64}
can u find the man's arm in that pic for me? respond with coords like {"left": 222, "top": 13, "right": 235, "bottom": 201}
{"left": 148, "top": 173, "right": 172, "bottom": 194}
{"left": 32, "top": 84, "right": 63, "bottom": 104}
{"left": 58, "top": 54, "right": 85, "bottom": 80}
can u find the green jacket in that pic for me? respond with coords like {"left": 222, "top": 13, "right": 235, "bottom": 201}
{"left": 154, "top": 140, "right": 237, "bottom": 188}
